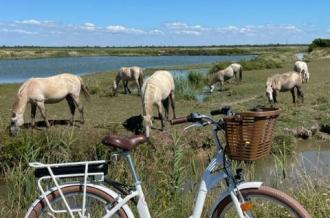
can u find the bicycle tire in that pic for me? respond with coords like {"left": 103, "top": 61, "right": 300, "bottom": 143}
{"left": 211, "top": 185, "right": 311, "bottom": 218}
{"left": 25, "top": 184, "right": 131, "bottom": 218}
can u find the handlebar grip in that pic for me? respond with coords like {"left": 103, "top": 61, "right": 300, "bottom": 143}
{"left": 210, "top": 109, "right": 222, "bottom": 116}
{"left": 170, "top": 117, "right": 188, "bottom": 125}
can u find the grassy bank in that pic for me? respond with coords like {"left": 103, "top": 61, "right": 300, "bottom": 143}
{"left": 0, "top": 56, "right": 329, "bottom": 217}
{"left": 0, "top": 45, "right": 306, "bottom": 59}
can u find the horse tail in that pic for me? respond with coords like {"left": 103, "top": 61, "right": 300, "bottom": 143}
{"left": 138, "top": 71, "right": 144, "bottom": 88}
{"left": 79, "top": 77, "right": 91, "bottom": 101}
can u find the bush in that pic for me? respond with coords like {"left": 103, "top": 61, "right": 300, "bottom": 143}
{"left": 308, "top": 38, "right": 330, "bottom": 52}
{"left": 175, "top": 77, "right": 196, "bottom": 100}
{"left": 187, "top": 71, "right": 205, "bottom": 88}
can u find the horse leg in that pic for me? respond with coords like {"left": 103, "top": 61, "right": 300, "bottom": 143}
{"left": 135, "top": 78, "right": 141, "bottom": 95}
{"left": 169, "top": 91, "right": 176, "bottom": 119}
{"left": 290, "top": 89, "right": 296, "bottom": 103}
{"left": 126, "top": 81, "right": 132, "bottom": 94}
{"left": 220, "top": 80, "right": 224, "bottom": 91}
{"left": 123, "top": 81, "right": 127, "bottom": 94}
{"left": 157, "top": 103, "right": 165, "bottom": 131}
{"left": 297, "top": 86, "right": 304, "bottom": 103}
{"left": 273, "top": 90, "right": 278, "bottom": 103}
{"left": 72, "top": 96, "right": 85, "bottom": 124}
{"left": 162, "top": 98, "right": 169, "bottom": 120}
{"left": 234, "top": 72, "right": 239, "bottom": 84}
{"left": 31, "top": 103, "right": 37, "bottom": 128}
{"left": 36, "top": 101, "right": 50, "bottom": 128}
{"left": 66, "top": 95, "right": 76, "bottom": 125}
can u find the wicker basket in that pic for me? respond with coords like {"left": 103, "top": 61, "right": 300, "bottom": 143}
{"left": 224, "top": 107, "right": 281, "bottom": 161}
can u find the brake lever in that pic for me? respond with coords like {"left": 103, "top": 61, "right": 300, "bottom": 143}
{"left": 184, "top": 120, "right": 211, "bottom": 131}
{"left": 184, "top": 123, "right": 203, "bottom": 131}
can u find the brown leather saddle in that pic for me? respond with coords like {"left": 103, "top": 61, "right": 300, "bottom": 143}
{"left": 102, "top": 134, "right": 147, "bottom": 151}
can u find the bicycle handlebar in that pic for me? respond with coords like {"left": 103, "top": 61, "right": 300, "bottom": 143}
{"left": 171, "top": 106, "right": 234, "bottom": 126}
{"left": 170, "top": 117, "right": 188, "bottom": 125}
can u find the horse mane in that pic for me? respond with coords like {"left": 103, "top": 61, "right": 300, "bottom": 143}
{"left": 11, "top": 80, "right": 30, "bottom": 112}
{"left": 142, "top": 83, "right": 152, "bottom": 116}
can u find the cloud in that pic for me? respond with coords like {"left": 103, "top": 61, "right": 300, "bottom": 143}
{"left": 149, "top": 29, "right": 163, "bottom": 35}
{"left": 0, "top": 19, "right": 319, "bottom": 46}
{"left": 80, "top": 22, "right": 98, "bottom": 31}
{"left": 106, "top": 25, "right": 145, "bottom": 34}
{"left": 165, "top": 22, "right": 208, "bottom": 35}
{"left": 16, "top": 19, "right": 41, "bottom": 25}
{"left": 0, "top": 28, "right": 38, "bottom": 35}
{"left": 175, "top": 30, "right": 201, "bottom": 36}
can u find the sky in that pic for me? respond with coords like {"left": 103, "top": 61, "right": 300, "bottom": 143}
{"left": 0, "top": 0, "right": 329, "bottom": 46}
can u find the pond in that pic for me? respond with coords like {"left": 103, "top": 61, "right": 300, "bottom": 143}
{"left": 0, "top": 55, "right": 255, "bottom": 84}
{"left": 254, "top": 140, "right": 330, "bottom": 185}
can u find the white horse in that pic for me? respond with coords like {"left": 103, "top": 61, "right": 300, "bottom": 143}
{"left": 294, "top": 61, "right": 309, "bottom": 83}
{"left": 10, "top": 73, "right": 90, "bottom": 134}
{"left": 113, "top": 66, "right": 144, "bottom": 95}
{"left": 141, "top": 70, "right": 176, "bottom": 138}
{"left": 209, "top": 63, "right": 242, "bottom": 92}
{"left": 266, "top": 71, "right": 304, "bottom": 104}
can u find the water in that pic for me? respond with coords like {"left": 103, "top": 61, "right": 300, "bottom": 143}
{"left": 254, "top": 140, "right": 330, "bottom": 184}
{"left": 296, "top": 52, "right": 306, "bottom": 61}
{"left": 0, "top": 55, "right": 255, "bottom": 84}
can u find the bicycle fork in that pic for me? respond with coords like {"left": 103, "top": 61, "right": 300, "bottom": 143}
{"left": 190, "top": 150, "right": 246, "bottom": 218}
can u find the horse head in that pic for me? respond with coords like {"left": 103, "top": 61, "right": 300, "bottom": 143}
{"left": 265, "top": 81, "right": 274, "bottom": 103}
{"left": 301, "top": 69, "right": 309, "bottom": 83}
{"left": 112, "top": 80, "right": 118, "bottom": 95}
{"left": 10, "top": 112, "right": 24, "bottom": 135}
{"left": 209, "top": 85, "right": 215, "bottom": 93}
{"left": 143, "top": 115, "right": 153, "bottom": 138}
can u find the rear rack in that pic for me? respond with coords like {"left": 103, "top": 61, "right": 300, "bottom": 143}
{"left": 29, "top": 160, "right": 108, "bottom": 216}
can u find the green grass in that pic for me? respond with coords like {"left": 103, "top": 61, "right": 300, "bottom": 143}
{"left": 0, "top": 54, "right": 329, "bottom": 217}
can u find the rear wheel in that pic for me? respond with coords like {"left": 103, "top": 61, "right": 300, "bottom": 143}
{"left": 211, "top": 186, "right": 311, "bottom": 218}
{"left": 26, "top": 185, "right": 130, "bottom": 218}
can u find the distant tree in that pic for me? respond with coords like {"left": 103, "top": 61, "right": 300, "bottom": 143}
{"left": 308, "top": 38, "right": 330, "bottom": 52}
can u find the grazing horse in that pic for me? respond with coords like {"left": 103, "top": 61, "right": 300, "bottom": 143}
{"left": 209, "top": 63, "right": 242, "bottom": 92}
{"left": 294, "top": 61, "right": 310, "bottom": 83}
{"left": 141, "top": 70, "right": 176, "bottom": 138}
{"left": 10, "top": 73, "right": 90, "bottom": 135}
{"left": 113, "top": 66, "right": 144, "bottom": 95}
{"left": 265, "top": 71, "right": 304, "bottom": 104}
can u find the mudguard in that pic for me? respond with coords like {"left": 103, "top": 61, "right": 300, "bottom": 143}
{"left": 25, "top": 183, "right": 135, "bottom": 218}
{"left": 209, "top": 182, "right": 263, "bottom": 217}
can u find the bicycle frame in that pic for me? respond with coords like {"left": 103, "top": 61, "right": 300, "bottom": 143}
{"left": 28, "top": 114, "right": 262, "bottom": 218}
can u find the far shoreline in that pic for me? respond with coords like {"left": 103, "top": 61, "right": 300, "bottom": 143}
{"left": 0, "top": 45, "right": 306, "bottom": 60}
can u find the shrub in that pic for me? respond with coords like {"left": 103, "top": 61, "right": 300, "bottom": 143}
{"left": 187, "top": 70, "right": 205, "bottom": 88}
{"left": 175, "top": 76, "right": 196, "bottom": 100}
{"left": 308, "top": 38, "right": 330, "bottom": 52}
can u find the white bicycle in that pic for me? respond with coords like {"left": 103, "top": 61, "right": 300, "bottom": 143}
{"left": 25, "top": 107, "right": 311, "bottom": 218}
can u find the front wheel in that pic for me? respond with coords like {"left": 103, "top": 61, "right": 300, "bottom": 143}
{"left": 25, "top": 184, "right": 133, "bottom": 218}
{"left": 211, "top": 185, "right": 311, "bottom": 218}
